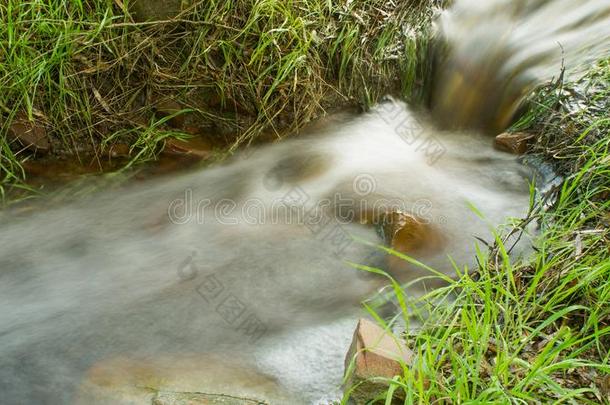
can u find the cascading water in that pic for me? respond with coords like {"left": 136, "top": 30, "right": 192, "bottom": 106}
{"left": 432, "top": 0, "right": 610, "bottom": 132}
{"left": 1, "top": 1, "right": 608, "bottom": 404}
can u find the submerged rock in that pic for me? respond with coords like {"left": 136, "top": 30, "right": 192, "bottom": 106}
{"left": 494, "top": 132, "right": 534, "bottom": 155}
{"left": 163, "top": 137, "right": 213, "bottom": 159}
{"left": 152, "top": 391, "right": 266, "bottom": 405}
{"left": 344, "top": 319, "right": 413, "bottom": 404}
{"left": 264, "top": 151, "right": 331, "bottom": 190}
{"left": 353, "top": 209, "right": 445, "bottom": 257}
{"left": 74, "top": 354, "right": 289, "bottom": 404}
{"left": 379, "top": 211, "right": 446, "bottom": 258}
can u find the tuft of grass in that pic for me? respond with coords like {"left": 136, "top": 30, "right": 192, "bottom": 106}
{"left": 0, "top": 0, "right": 435, "bottom": 198}
{"left": 349, "top": 59, "right": 610, "bottom": 403}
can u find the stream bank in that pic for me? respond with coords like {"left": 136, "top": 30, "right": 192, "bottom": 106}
{"left": 0, "top": 0, "right": 437, "bottom": 199}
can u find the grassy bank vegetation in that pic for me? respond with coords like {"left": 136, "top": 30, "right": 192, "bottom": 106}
{"left": 365, "top": 60, "right": 610, "bottom": 403}
{"left": 0, "top": 0, "right": 435, "bottom": 197}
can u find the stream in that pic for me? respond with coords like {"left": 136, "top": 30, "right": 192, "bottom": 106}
{"left": 1, "top": 0, "right": 609, "bottom": 404}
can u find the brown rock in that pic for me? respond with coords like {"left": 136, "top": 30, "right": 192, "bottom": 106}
{"left": 350, "top": 208, "right": 447, "bottom": 282}
{"left": 494, "top": 131, "right": 534, "bottom": 154}
{"left": 344, "top": 318, "right": 414, "bottom": 404}
{"left": 8, "top": 117, "right": 50, "bottom": 153}
{"left": 380, "top": 211, "right": 446, "bottom": 257}
{"left": 163, "top": 137, "right": 213, "bottom": 159}
{"left": 382, "top": 211, "right": 448, "bottom": 285}
{"left": 74, "top": 354, "right": 289, "bottom": 404}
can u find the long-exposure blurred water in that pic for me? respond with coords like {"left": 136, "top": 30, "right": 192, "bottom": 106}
{"left": 1, "top": 0, "right": 609, "bottom": 403}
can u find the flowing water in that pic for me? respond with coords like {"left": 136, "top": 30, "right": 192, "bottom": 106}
{"left": 1, "top": 1, "right": 609, "bottom": 404}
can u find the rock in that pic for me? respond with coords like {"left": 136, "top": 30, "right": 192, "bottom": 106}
{"left": 344, "top": 318, "right": 414, "bottom": 404}
{"left": 264, "top": 151, "right": 330, "bottom": 190}
{"left": 348, "top": 209, "right": 447, "bottom": 281}
{"left": 381, "top": 211, "right": 448, "bottom": 286}
{"left": 379, "top": 211, "right": 446, "bottom": 258}
{"left": 351, "top": 209, "right": 445, "bottom": 257}
{"left": 8, "top": 116, "right": 50, "bottom": 153}
{"left": 494, "top": 132, "right": 534, "bottom": 154}
{"left": 152, "top": 391, "right": 265, "bottom": 405}
{"left": 130, "top": 0, "right": 191, "bottom": 21}
{"left": 74, "top": 354, "right": 289, "bottom": 405}
{"left": 163, "top": 137, "right": 213, "bottom": 159}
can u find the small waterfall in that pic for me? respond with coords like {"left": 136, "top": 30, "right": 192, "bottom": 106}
{"left": 431, "top": 0, "right": 610, "bottom": 132}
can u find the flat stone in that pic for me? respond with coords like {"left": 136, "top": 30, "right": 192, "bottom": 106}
{"left": 74, "top": 354, "right": 289, "bottom": 405}
{"left": 163, "top": 137, "right": 213, "bottom": 158}
{"left": 153, "top": 391, "right": 266, "bottom": 405}
{"left": 8, "top": 116, "right": 50, "bottom": 153}
{"left": 344, "top": 318, "right": 414, "bottom": 404}
{"left": 494, "top": 131, "right": 534, "bottom": 154}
